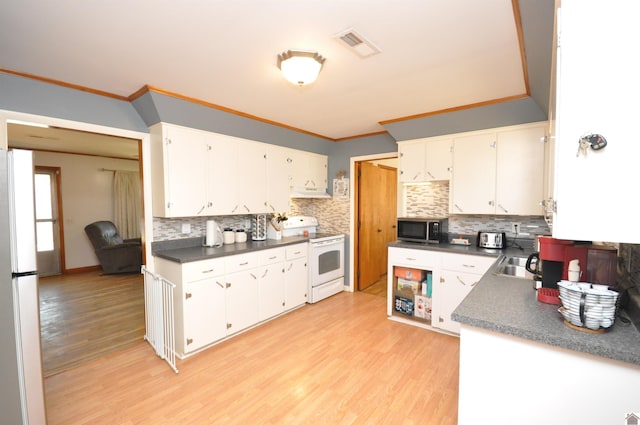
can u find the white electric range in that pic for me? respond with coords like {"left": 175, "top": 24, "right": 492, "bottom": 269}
{"left": 282, "top": 216, "right": 345, "bottom": 303}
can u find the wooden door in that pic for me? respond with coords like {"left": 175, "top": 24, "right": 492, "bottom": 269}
{"left": 357, "top": 161, "right": 397, "bottom": 290}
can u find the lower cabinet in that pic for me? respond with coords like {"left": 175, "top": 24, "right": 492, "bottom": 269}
{"left": 183, "top": 278, "right": 227, "bottom": 352}
{"left": 154, "top": 243, "right": 308, "bottom": 358}
{"left": 432, "top": 253, "right": 495, "bottom": 334}
{"left": 387, "top": 247, "right": 495, "bottom": 335}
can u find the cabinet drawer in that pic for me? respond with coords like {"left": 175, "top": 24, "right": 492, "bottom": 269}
{"left": 285, "top": 243, "right": 307, "bottom": 260}
{"left": 259, "top": 247, "right": 285, "bottom": 265}
{"left": 388, "top": 247, "right": 439, "bottom": 268}
{"left": 182, "top": 257, "right": 225, "bottom": 282}
{"left": 225, "top": 252, "right": 258, "bottom": 274}
{"left": 441, "top": 253, "right": 496, "bottom": 274}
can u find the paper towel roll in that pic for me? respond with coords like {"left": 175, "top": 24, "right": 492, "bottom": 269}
{"left": 206, "top": 220, "right": 216, "bottom": 246}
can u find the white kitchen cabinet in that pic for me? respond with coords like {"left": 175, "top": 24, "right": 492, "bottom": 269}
{"left": 183, "top": 278, "right": 227, "bottom": 352}
{"left": 290, "top": 150, "right": 328, "bottom": 191}
{"left": 207, "top": 132, "right": 240, "bottom": 215}
{"left": 150, "top": 122, "right": 298, "bottom": 217}
{"left": 225, "top": 268, "right": 259, "bottom": 335}
{"left": 551, "top": 0, "right": 640, "bottom": 243}
{"left": 432, "top": 253, "right": 494, "bottom": 334}
{"left": 398, "top": 141, "right": 426, "bottom": 183}
{"left": 450, "top": 132, "right": 496, "bottom": 214}
{"left": 150, "top": 123, "right": 210, "bottom": 217}
{"left": 235, "top": 139, "right": 267, "bottom": 214}
{"left": 387, "top": 247, "right": 495, "bottom": 335}
{"left": 284, "top": 243, "right": 308, "bottom": 309}
{"left": 450, "top": 123, "right": 545, "bottom": 215}
{"left": 495, "top": 126, "right": 545, "bottom": 215}
{"left": 154, "top": 256, "right": 227, "bottom": 355}
{"left": 257, "top": 248, "right": 286, "bottom": 321}
{"left": 265, "top": 145, "right": 292, "bottom": 213}
{"left": 398, "top": 138, "right": 452, "bottom": 183}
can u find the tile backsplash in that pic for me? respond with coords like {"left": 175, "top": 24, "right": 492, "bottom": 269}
{"left": 402, "top": 181, "right": 550, "bottom": 239}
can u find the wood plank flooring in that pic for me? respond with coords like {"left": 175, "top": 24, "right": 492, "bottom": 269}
{"left": 361, "top": 274, "right": 388, "bottom": 298}
{"left": 39, "top": 270, "right": 145, "bottom": 377}
{"left": 44, "top": 291, "right": 460, "bottom": 425}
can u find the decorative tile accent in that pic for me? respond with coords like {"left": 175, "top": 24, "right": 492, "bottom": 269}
{"left": 289, "top": 198, "right": 350, "bottom": 235}
{"left": 153, "top": 215, "right": 253, "bottom": 241}
{"left": 403, "top": 182, "right": 450, "bottom": 217}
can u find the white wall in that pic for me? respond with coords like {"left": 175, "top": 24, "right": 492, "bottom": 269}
{"left": 34, "top": 151, "right": 139, "bottom": 270}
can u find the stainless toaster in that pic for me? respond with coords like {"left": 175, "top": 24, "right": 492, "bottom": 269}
{"left": 477, "top": 231, "right": 507, "bottom": 249}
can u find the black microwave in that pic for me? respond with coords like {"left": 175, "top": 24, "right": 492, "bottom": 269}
{"left": 397, "top": 217, "right": 448, "bottom": 244}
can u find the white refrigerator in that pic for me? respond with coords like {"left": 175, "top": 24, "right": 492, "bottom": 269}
{"left": 1, "top": 148, "right": 46, "bottom": 424}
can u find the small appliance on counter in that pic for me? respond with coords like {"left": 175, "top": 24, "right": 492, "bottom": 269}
{"left": 477, "top": 231, "right": 506, "bottom": 249}
{"left": 204, "top": 219, "right": 223, "bottom": 247}
{"left": 396, "top": 217, "right": 448, "bottom": 243}
{"left": 251, "top": 214, "right": 267, "bottom": 241}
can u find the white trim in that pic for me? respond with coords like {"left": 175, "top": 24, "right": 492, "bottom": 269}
{"left": 348, "top": 151, "right": 398, "bottom": 293}
{"left": 0, "top": 110, "right": 154, "bottom": 270}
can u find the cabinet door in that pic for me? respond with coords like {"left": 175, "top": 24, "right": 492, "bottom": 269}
{"left": 451, "top": 133, "right": 496, "bottom": 214}
{"left": 284, "top": 257, "right": 308, "bottom": 309}
{"left": 266, "top": 145, "right": 292, "bottom": 213}
{"left": 257, "top": 263, "right": 286, "bottom": 321}
{"left": 553, "top": 0, "right": 640, "bottom": 243}
{"left": 183, "top": 278, "right": 226, "bottom": 352}
{"left": 207, "top": 132, "right": 239, "bottom": 215}
{"left": 398, "top": 142, "right": 426, "bottom": 183}
{"left": 432, "top": 270, "right": 481, "bottom": 334}
{"left": 425, "top": 139, "right": 452, "bottom": 181}
{"left": 290, "top": 150, "right": 328, "bottom": 190}
{"left": 163, "top": 125, "right": 209, "bottom": 217}
{"left": 225, "top": 269, "right": 259, "bottom": 334}
{"left": 236, "top": 139, "right": 267, "bottom": 213}
{"left": 495, "top": 126, "right": 545, "bottom": 215}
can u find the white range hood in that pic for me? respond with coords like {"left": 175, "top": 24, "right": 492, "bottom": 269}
{"left": 290, "top": 186, "right": 331, "bottom": 199}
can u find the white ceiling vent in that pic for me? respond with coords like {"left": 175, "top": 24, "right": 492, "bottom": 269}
{"left": 334, "top": 28, "right": 381, "bottom": 58}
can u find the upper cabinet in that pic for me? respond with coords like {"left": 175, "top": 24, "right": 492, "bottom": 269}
{"left": 290, "top": 150, "right": 328, "bottom": 191}
{"left": 398, "top": 138, "right": 452, "bottom": 183}
{"left": 151, "top": 123, "right": 211, "bottom": 218}
{"left": 450, "top": 123, "right": 546, "bottom": 215}
{"left": 551, "top": 0, "right": 640, "bottom": 243}
{"left": 151, "top": 123, "right": 326, "bottom": 218}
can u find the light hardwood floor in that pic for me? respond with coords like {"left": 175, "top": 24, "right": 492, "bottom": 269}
{"left": 39, "top": 270, "right": 145, "bottom": 377}
{"left": 361, "top": 274, "right": 388, "bottom": 298}
{"left": 44, "top": 291, "right": 460, "bottom": 424}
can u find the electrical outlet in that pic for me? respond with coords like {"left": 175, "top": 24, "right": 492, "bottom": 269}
{"left": 181, "top": 223, "right": 191, "bottom": 234}
{"left": 511, "top": 222, "right": 521, "bottom": 234}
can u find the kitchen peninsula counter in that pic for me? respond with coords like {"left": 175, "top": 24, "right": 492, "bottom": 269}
{"left": 388, "top": 239, "right": 640, "bottom": 366}
{"left": 152, "top": 236, "right": 309, "bottom": 263}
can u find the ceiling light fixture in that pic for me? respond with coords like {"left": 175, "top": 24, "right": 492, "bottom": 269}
{"left": 277, "top": 50, "right": 326, "bottom": 86}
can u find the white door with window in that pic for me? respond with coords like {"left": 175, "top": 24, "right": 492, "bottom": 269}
{"left": 35, "top": 167, "right": 62, "bottom": 276}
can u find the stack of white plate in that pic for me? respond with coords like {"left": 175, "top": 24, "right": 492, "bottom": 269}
{"left": 557, "top": 280, "right": 618, "bottom": 330}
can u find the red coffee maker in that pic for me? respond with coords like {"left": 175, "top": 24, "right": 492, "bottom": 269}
{"left": 526, "top": 237, "right": 573, "bottom": 289}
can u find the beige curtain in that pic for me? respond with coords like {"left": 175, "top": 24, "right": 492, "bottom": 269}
{"left": 113, "top": 171, "right": 141, "bottom": 239}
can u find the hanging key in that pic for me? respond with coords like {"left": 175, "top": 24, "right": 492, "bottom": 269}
{"left": 576, "top": 138, "right": 590, "bottom": 157}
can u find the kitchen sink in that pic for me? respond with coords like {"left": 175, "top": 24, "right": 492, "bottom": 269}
{"left": 495, "top": 256, "right": 534, "bottom": 280}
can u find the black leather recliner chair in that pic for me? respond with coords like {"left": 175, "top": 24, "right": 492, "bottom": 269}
{"left": 84, "top": 221, "right": 142, "bottom": 274}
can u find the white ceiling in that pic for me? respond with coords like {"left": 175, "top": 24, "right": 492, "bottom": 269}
{"left": 1, "top": 0, "right": 531, "bottom": 154}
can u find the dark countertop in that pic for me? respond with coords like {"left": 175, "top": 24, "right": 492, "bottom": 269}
{"left": 390, "top": 240, "right": 640, "bottom": 367}
{"left": 388, "top": 239, "right": 532, "bottom": 259}
{"left": 152, "top": 236, "right": 310, "bottom": 263}
{"left": 452, "top": 256, "right": 640, "bottom": 367}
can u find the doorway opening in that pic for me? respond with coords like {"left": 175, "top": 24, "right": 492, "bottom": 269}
{"left": 353, "top": 155, "right": 398, "bottom": 298}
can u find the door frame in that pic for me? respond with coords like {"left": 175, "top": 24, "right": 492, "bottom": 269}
{"left": 348, "top": 152, "right": 398, "bottom": 293}
{"left": 35, "top": 166, "right": 65, "bottom": 274}
{"left": 0, "top": 110, "right": 152, "bottom": 268}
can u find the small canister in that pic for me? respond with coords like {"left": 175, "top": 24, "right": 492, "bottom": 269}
{"left": 223, "top": 228, "right": 235, "bottom": 245}
{"left": 235, "top": 229, "right": 247, "bottom": 243}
